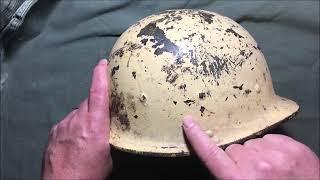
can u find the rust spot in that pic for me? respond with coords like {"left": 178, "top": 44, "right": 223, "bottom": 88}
{"left": 244, "top": 89, "right": 252, "bottom": 95}
{"left": 126, "top": 94, "right": 136, "bottom": 112}
{"left": 111, "top": 92, "right": 130, "bottom": 131}
{"left": 178, "top": 84, "right": 186, "bottom": 90}
{"left": 199, "top": 92, "right": 206, "bottom": 99}
{"left": 262, "top": 105, "right": 267, "bottom": 111}
{"left": 119, "top": 114, "right": 130, "bottom": 130}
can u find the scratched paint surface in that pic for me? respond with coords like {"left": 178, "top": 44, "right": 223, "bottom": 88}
{"left": 108, "top": 9, "right": 299, "bottom": 155}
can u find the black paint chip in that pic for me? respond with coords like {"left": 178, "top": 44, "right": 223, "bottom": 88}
{"left": 198, "top": 11, "right": 215, "bottom": 24}
{"left": 200, "top": 106, "right": 206, "bottom": 113}
{"left": 225, "top": 28, "right": 243, "bottom": 38}
{"left": 179, "top": 84, "right": 186, "bottom": 90}
{"left": 199, "top": 92, "right": 206, "bottom": 99}
{"left": 132, "top": 71, "right": 136, "bottom": 79}
{"left": 233, "top": 84, "right": 243, "bottom": 90}
{"left": 141, "top": 38, "right": 148, "bottom": 45}
{"left": 111, "top": 65, "right": 120, "bottom": 76}
{"left": 184, "top": 99, "right": 195, "bottom": 106}
{"left": 137, "top": 22, "right": 179, "bottom": 56}
{"left": 114, "top": 48, "right": 124, "bottom": 57}
{"left": 244, "top": 89, "right": 252, "bottom": 95}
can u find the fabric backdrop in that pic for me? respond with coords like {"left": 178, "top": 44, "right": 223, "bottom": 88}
{"left": 1, "top": 0, "right": 319, "bottom": 179}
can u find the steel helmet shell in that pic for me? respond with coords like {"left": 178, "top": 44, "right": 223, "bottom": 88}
{"left": 108, "top": 9, "right": 299, "bottom": 156}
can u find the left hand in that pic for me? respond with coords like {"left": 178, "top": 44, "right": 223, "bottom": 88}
{"left": 42, "top": 59, "right": 112, "bottom": 179}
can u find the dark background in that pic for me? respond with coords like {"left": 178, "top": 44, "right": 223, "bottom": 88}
{"left": 1, "top": 0, "right": 319, "bottom": 179}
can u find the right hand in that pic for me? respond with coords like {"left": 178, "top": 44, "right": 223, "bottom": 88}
{"left": 182, "top": 116, "right": 320, "bottom": 179}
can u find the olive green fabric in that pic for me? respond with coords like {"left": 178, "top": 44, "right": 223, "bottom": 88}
{"left": 0, "top": 0, "right": 38, "bottom": 39}
{"left": 1, "top": 0, "right": 319, "bottom": 179}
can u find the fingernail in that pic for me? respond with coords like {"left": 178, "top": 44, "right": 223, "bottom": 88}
{"left": 183, "top": 116, "right": 195, "bottom": 129}
{"left": 99, "top": 59, "right": 108, "bottom": 65}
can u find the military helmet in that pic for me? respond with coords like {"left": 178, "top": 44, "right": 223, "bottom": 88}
{"left": 108, "top": 9, "right": 299, "bottom": 156}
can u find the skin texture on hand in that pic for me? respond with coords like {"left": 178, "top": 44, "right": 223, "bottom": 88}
{"left": 183, "top": 116, "right": 320, "bottom": 180}
{"left": 42, "top": 59, "right": 112, "bottom": 179}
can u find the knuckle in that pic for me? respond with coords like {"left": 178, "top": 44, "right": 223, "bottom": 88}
{"left": 244, "top": 138, "right": 261, "bottom": 147}
{"left": 264, "top": 134, "right": 309, "bottom": 156}
{"left": 90, "top": 86, "right": 103, "bottom": 96}
{"left": 273, "top": 151, "right": 294, "bottom": 172}
{"left": 291, "top": 142, "right": 309, "bottom": 156}
{"left": 88, "top": 112, "right": 102, "bottom": 120}
{"left": 49, "top": 124, "right": 58, "bottom": 137}
{"left": 274, "top": 150, "right": 290, "bottom": 163}
{"left": 263, "top": 134, "right": 294, "bottom": 143}
{"left": 225, "top": 144, "right": 242, "bottom": 153}
{"left": 106, "top": 143, "right": 111, "bottom": 152}
{"left": 203, "top": 144, "right": 222, "bottom": 162}
{"left": 58, "top": 120, "right": 67, "bottom": 129}
{"left": 50, "top": 125, "right": 57, "bottom": 133}
{"left": 256, "top": 160, "right": 273, "bottom": 172}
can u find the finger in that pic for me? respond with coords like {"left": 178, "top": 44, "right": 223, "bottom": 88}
{"left": 263, "top": 134, "right": 296, "bottom": 144}
{"left": 182, "top": 116, "right": 238, "bottom": 179}
{"left": 262, "top": 134, "right": 306, "bottom": 155}
{"left": 244, "top": 137, "right": 290, "bottom": 165}
{"left": 49, "top": 124, "right": 58, "bottom": 140}
{"left": 63, "top": 109, "right": 78, "bottom": 121}
{"left": 88, "top": 59, "right": 110, "bottom": 119}
{"left": 225, "top": 144, "right": 256, "bottom": 165}
{"left": 78, "top": 98, "right": 89, "bottom": 116}
{"left": 244, "top": 138, "right": 267, "bottom": 152}
{"left": 59, "top": 109, "right": 78, "bottom": 130}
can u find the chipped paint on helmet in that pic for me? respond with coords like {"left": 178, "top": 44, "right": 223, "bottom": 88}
{"left": 108, "top": 9, "right": 299, "bottom": 156}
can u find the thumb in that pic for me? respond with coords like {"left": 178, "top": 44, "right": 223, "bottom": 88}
{"left": 88, "top": 59, "right": 110, "bottom": 137}
{"left": 182, "top": 116, "right": 239, "bottom": 179}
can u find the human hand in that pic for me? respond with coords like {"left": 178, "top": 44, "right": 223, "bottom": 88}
{"left": 182, "top": 116, "right": 320, "bottom": 179}
{"left": 42, "top": 59, "right": 112, "bottom": 179}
